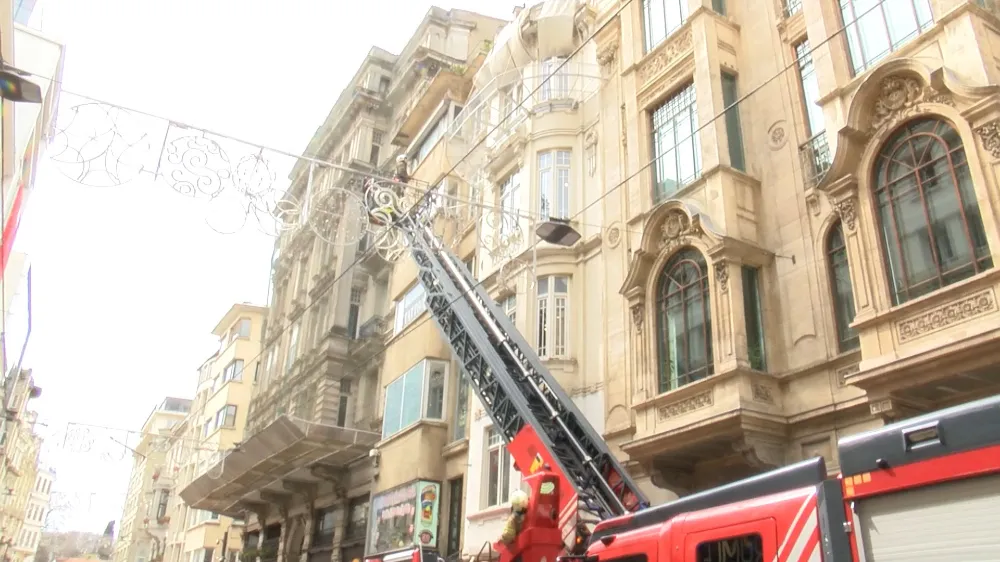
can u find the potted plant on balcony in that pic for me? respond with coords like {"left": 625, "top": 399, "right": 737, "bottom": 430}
{"left": 157, "top": 516, "right": 170, "bottom": 526}
{"left": 241, "top": 548, "right": 259, "bottom": 561}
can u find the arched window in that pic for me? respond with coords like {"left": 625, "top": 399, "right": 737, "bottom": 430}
{"left": 656, "top": 248, "right": 713, "bottom": 393}
{"left": 873, "top": 118, "right": 992, "bottom": 305}
{"left": 827, "top": 222, "right": 859, "bottom": 352}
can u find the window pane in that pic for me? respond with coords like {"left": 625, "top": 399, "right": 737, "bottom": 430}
{"left": 840, "top": 0, "right": 933, "bottom": 75}
{"left": 873, "top": 118, "right": 992, "bottom": 304}
{"left": 827, "top": 223, "right": 860, "bottom": 351}
{"left": 651, "top": 84, "right": 700, "bottom": 203}
{"left": 452, "top": 371, "right": 469, "bottom": 440}
{"left": 400, "top": 363, "right": 425, "bottom": 428}
{"left": 656, "top": 249, "right": 714, "bottom": 391}
{"left": 741, "top": 266, "right": 766, "bottom": 370}
{"left": 381, "top": 379, "right": 404, "bottom": 437}
{"left": 721, "top": 73, "right": 745, "bottom": 171}
{"left": 425, "top": 363, "right": 445, "bottom": 419}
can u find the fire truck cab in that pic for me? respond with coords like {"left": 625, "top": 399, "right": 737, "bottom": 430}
{"left": 583, "top": 393, "right": 1000, "bottom": 562}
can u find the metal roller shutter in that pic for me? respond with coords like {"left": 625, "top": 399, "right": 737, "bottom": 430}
{"left": 857, "top": 473, "right": 1000, "bottom": 561}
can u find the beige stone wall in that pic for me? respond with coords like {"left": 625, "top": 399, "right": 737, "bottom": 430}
{"left": 593, "top": 0, "right": 1000, "bottom": 494}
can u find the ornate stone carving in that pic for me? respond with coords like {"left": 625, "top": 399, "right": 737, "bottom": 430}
{"left": 974, "top": 118, "right": 1000, "bottom": 159}
{"left": 767, "top": 121, "right": 788, "bottom": 150}
{"left": 896, "top": 289, "right": 997, "bottom": 343}
{"left": 714, "top": 260, "right": 729, "bottom": 293}
{"left": 733, "top": 439, "right": 785, "bottom": 469}
{"left": 606, "top": 224, "right": 622, "bottom": 248}
{"left": 805, "top": 192, "right": 821, "bottom": 216}
{"left": 596, "top": 42, "right": 618, "bottom": 69}
{"left": 870, "top": 77, "right": 954, "bottom": 132}
{"left": 620, "top": 103, "right": 628, "bottom": 154}
{"left": 835, "top": 363, "right": 860, "bottom": 387}
{"left": 637, "top": 29, "right": 693, "bottom": 85}
{"left": 833, "top": 198, "right": 857, "bottom": 231}
{"left": 751, "top": 383, "right": 775, "bottom": 404}
{"left": 630, "top": 303, "right": 644, "bottom": 334}
{"left": 657, "top": 390, "right": 713, "bottom": 420}
{"left": 660, "top": 210, "right": 703, "bottom": 253}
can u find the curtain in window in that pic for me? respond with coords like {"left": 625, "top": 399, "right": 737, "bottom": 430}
{"left": 656, "top": 248, "right": 713, "bottom": 392}
{"left": 872, "top": 118, "right": 992, "bottom": 305}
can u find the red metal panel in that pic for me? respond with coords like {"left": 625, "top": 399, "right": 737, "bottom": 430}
{"left": 843, "top": 442, "right": 1000, "bottom": 500}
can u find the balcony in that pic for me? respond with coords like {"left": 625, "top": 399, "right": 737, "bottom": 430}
{"left": 446, "top": 60, "right": 602, "bottom": 185}
{"left": 389, "top": 46, "right": 483, "bottom": 146}
{"left": 799, "top": 131, "right": 832, "bottom": 190}
{"left": 350, "top": 315, "right": 388, "bottom": 362}
{"left": 622, "top": 368, "right": 788, "bottom": 493}
{"left": 179, "top": 416, "right": 379, "bottom": 516}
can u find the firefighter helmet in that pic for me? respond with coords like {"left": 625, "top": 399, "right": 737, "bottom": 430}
{"left": 510, "top": 489, "right": 529, "bottom": 513}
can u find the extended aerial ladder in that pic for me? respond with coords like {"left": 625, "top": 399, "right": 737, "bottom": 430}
{"left": 382, "top": 190, "right": 648, "bottom": 541}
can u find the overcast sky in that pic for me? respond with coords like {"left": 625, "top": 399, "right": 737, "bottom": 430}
{"left": 16, "top": 0, "right": 519, "bottom": 533}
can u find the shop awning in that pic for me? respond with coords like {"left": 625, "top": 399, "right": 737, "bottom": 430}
{"left": 179, "top": 415, "right": 380, "bottom": 514}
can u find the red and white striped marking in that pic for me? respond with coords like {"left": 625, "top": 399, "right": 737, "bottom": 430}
{"left": 559, "top": 493, "right": 579, "bottom": 547}
{"left": 772, "top": 493, "right": 822, "bottom": 562}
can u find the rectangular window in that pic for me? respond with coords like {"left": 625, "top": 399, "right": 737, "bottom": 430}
{"left": 348, "top": 287, "right": 363, "bottom": 339}
{"left": 285, "top": 322, "right": 300, "bottom": 372}
{"left": 721, "top": 72, "right": 745, "bottom": 172}
{"left": 215, "top": 405, "right": 237, "bottom": 429}
{"left": 370, "top": 129, "right": 384, "bottom": 166}
{"left": 502, "top": 294, "right": 516, "bottom": 325}
{"left": 411, "top": 104, "right": 453, "bottom": 169}
{"left": 641, "top": 0, "right": 689, "bottom": 52}
{"left": 394, "top": 283, "right": 427, "bottom": 334}
{"left": 337, "top": 393, "right": 350, "bottom": 427}
{"left": 446, "top": 477, "right": 464, "bottom": 555}
{"left": 313, "top": 507, "right": 336, "bottom": 546}
{"left": 381, "top": 360, "right": 449, "bottom": 438}
{"left": 795, "top": 41, "right": 825, "bottom": 137}
{"left": 156, "top": 490, "right": 170, "bottom": 519}
{"left": 742, "top": 266, "right": 766, "bottom": 371}
{"left": 697, "top": 533, "right": 764, "bottom": 562}
{"left": 712, "top": 0, "right": 726, "bottom": 14}
{"left": 223, "top": 359, "right": 244, "bottom": 382}
{"left": 651, "top": 84, "right": 701, "bottom": 203}
{"left": 452, "top": 370, "right": 469, "bottom": 441}
{"left": 484, "top": 428, "right": 510, "bottom": 507}
{"left": 840, "top": 0, "right": 933, "bottom": 76}
{"left": 538, "top": 150, "right": 571, "bottom": 220}
{"left": 536, "top": 276, "right": 569, "bottom": 358}
{"left": 499, "top": 170, "right": 521, "bottom": 237}
{"left": 539, "top": 58, "right": 570, "bottom": 101}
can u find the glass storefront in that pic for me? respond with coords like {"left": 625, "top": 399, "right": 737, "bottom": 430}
{"left": 368, "top": 480, "right": 441, "bottom": 554}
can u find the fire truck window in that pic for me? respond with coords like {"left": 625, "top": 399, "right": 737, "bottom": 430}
{"left": 695, "top": 533, "right": 763, "bottom": 562}
{"left": 601, "top": 555, "right": 647, "bottom": 562}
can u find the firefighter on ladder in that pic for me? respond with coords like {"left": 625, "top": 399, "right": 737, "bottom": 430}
{"left": 500, "top": 490, "right": 530, "bottom": 545}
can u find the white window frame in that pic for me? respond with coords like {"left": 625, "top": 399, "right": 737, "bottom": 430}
{"left": 501, "top": 294, "right": 516, "bottom": 325}
{"left": 409, "top": 101, "right": 465, "bottom": 170}
{"left": 839, "top": 0, "right": 933, "bottom": 76}
{"left": 499, "top": 170, "right": 521, "bottom": 237}
{"left": 394, "top": 283, "right": 427, "bottom": 334}
{"left": 381, "top": 359, "right": 449, "bottom": 439}
{"left": 536, "top": 276, "right": 569, "bottom": 358}
{"left": 538, "top": 150, "right": 571, "bottom": 220}
{"left": 223, "top": 359, "right": 244, "bottom": 383}
{"left": 285, "top": 322, "right": 301, "bottom": 372}
{"left": 215, "top": 405, "right": 236, "bottom": 429}
{"left": 483, "top": 427, "right": 511, "bottom": 508}
{"left": 539, "top": 58, "right": 570, "bottom": 101}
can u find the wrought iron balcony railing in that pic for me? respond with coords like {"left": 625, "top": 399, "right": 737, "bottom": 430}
{"left": 799, "top": 131, "right": 832, "bottom": 190}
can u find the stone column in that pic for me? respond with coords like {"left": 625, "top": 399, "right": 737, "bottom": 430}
{"left": 276, "top": 507, "right": 289, "bottom": 562}
{"left": 330, "top": 502, "right": 348, "bottom": 562}
{"left": 299, "top": 503, "right": 315, "bottom": 562}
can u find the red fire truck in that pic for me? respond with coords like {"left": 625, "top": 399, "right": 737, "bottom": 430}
{"left": 361, "top": 182, "right": 1000, "bottom": 562}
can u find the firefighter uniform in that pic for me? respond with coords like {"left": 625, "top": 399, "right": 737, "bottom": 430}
{"left": 500, "top": 490, "right": 530, "bottom": 545}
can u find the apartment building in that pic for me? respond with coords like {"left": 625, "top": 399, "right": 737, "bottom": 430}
{"left": 15, "top": 467, "right": 54, "bottom": 562}
{"left": 160, "top": 303, "right": 266, "bottom": 562}
{"left": 113, "top": 399, "right": 191, "bottom": 562}
{"left": 0, "top": 369, "right": 41, "bottom": 553}
{"left": 559, "top": 0, "right": 1000, "bottom": 499}
{"left": 179, "top": 8, "right": 505, "bottom": 562}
